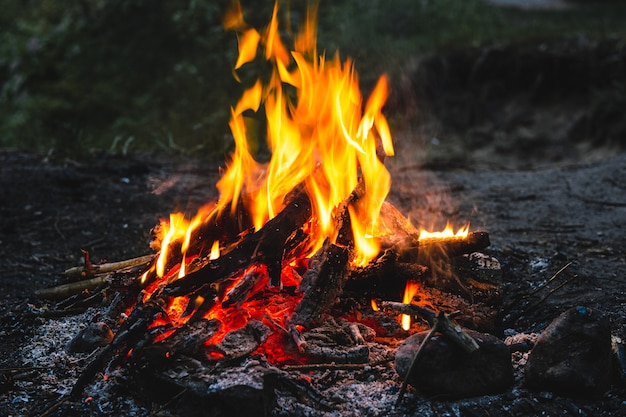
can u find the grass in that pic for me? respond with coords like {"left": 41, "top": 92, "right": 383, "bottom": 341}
{"left": 1, "top": 0, "right": 625, "bottom": 157}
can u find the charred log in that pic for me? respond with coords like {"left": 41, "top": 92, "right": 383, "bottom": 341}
{"left": 162, "top": 186, "right": 312, "bottom": 297}
{"left": 70, "top": 299, "right": 165, "bottom": 399}
{"left": 291, "top": 239, "right": 350, "bottom": 327}
{"left": 418, "top": 231, "right": 490, "bottom": 265}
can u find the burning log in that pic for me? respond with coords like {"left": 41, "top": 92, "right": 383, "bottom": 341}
{"left": 417, "top": 231, "right": 491, "bottom": 266}
{"left": 162, "top": 185, "right": 312, "bottom": 297}
{"left": 291, "top": 239, "right": 350, "bottom": 326}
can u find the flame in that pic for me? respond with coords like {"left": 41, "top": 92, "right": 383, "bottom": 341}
{"left": 419, "top": 222, "right": 470, "bottom": 241}
{"left": 150, "top": 0, "right": 395, "bottom": 285}
{"left": 209, "top": 240, "right": 220, "bottom": 260}
{"left": 401, "top": 280, "right": 419, "bottom": 331}
{"left": 213, "top": 0, "right": 393, "bottom": 266}
{"left": 137, "top": 0, "right": 408, "bottom": 364}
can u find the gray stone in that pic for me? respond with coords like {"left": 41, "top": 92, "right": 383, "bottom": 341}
{"left": 66, "top": 322, "right": 114, "bottom": 353}
{"left": 395, "top": 329, "right": 513, "bottom": 398}
{"left": 525, "top": 306, "right": 612, "bottom": 397}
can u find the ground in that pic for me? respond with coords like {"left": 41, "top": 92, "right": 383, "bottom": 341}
{"left": 1, "top": 39, "right": 626, "bottom": 416}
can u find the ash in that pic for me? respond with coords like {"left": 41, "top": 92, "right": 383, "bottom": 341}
{"left": 8, "top": 310, "right": 587, "bottom": 417}
{"left": 12, "top": 309, "right": 150, "bottom": 417}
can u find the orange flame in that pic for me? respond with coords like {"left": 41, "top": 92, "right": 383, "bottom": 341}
{"left": 401, "top": 280, "right": 420, "bottom": 331}
{"left": 137, "top": 1, "right": 396, "bottom": 349}
{"left": 419, "top": 222, "right": 470, "bottom": 241}
{"left": 212, "top": 0, "right": 393, "bottom": 266}
{"left": 151, "top": 0, "right": 394, "bottom": 285}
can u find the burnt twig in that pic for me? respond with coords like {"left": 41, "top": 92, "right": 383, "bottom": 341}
{"left": 395, "top": 318, "right": 439, "bottom": 407}
{"left": 378, "top": 301, "right": 479, "bottom": 353}
{"left": 35, "top": 276, "right": 108, "bottom": 300}
{"left": 394, "top": 310, "right": 478, "bottom": 406}
{"left": 283, "top": 357, "right": 393, "bottom": 372}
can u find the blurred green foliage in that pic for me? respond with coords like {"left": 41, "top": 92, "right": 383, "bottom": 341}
{"left": 0, "top": 0, "right": 239, "bottom": 155}
{"left": 1, "top": 0, "right": 625, "bottom": 156}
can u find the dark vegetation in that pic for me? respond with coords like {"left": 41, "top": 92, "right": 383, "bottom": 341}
{"left": 1, "top": 0, "right": 626, "bottom": 156}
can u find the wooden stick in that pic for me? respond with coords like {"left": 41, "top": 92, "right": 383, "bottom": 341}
{"left": 417, "top": 231, "right": 490, "bottom": 265}
{"left": 283, "top": 357, "right": 393, "bottom": 372}
{"left": 63, "top": 254, "right": 155, "bottom": 279}
{"left": 379, "top": 301, "right": 479, "bottom": 353}
{"left": 35, "top": 276, "right": 107, "bottom": 300}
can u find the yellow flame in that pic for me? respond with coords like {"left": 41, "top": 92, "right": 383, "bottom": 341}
{"left": 217, "top": 0, "right": 394, "bottom": 262}
{"left": 209, "top": 240, "right": 220, "bottom": 260}
{"left": 419, "top": 222, "right": 470, "bottom": 240}
{"left": 349, "top": 206, "right": 380, "bottom": 267}
{"left": 156, "top": 213, "right": 189, "bottom": 278}
{"left": 154, "top": 0, "right": 396, "bottom": 278}
{"left": 401, "top": 281, "right": 420, "bottom": 331}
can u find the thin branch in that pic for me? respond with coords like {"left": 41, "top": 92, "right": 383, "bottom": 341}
{"left": 63, "top": 254, "right": 155, "bottom": 279}
{"left": 395, "top": 316, "right": 439, "bottom": 406}
{"left": 35, "top": 276, "right": 107, "bottom": 300}
{"left": 283, "top": 357, "right": 393, "bottom": 372}
{"left": 527, "top": 262, "right": 572, "bottom": 298}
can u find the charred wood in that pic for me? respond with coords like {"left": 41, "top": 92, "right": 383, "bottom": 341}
{"left": 344, "top": 250, "right": 426, "bottom": 301}
{"left": 378, "top": 302, "right": 479, "bottom": 353}
{"left": 417, "top": 231, "right": 490, "bottom": 265}
{"left": 70, "top": 299, "right": 165, "bottom": 399}
{"left": 222, "top": 265, "right": 267, "bottom": 307}
{"left": 291, "top": 239, "right": 350, "bottom": 326}
{"left": 305, "top": 344, "right": 370, "bottom": 364}
{"left": 162, "top": 186, "right": 312, "bottom": 296}
{"left": 150, "top": 319, "right": 221, "bottom": 360}
{"left": 204, "top": 320, "right": 270, "bottom": 366}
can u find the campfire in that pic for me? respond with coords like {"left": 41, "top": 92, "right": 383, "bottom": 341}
{"left": 42, "top": 1, "right": 508, "bottom": 411}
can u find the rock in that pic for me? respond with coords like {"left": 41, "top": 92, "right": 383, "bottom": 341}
{"left": 66, "top": 322, "right": 114, "bottom": 353}
{"left": 394, "top": 329, "right": 513, "bottom": 398}
{"left": 524, "top": 306, "right": 612, "bottom": 397}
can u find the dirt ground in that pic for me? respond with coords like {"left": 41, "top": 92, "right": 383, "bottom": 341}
{"left": 1, "top": 39, "right": 626, "bottom": 416}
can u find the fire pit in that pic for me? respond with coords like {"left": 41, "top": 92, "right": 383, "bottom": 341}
{"left": 55, "top": 1, "right": 500, "bottom": 403}
{"left": 4, "top": 2, "right": 626, "bottom": 417}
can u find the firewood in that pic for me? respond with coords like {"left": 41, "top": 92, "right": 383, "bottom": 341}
{"left": 35, "top": 276, "right": 108, "bottom": 300}
{"left": 305, "top": 344, "right": 370, "bottom": 364}
{"left": 291, "top": 239, "right": 350, "bottom": 326}
{"left": 344, "top": 250, "right": 425, "bottom": 301}
{"left": 379, "top": 301, "right": 479, "bottom": 353}
{"left": 162, "top": 185, "right": 312, "bottom": 296}
{"left": 70, "top": 299, "right": 165, "bottom": 399}
{"left": 222, "top": 264, "right": 267, "bottom": 307}
{"left": 63, "top": 254, "right": 155, "bottom": 279}
{"left": 417, "top": 231, "right": 490, "bottom": 265}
